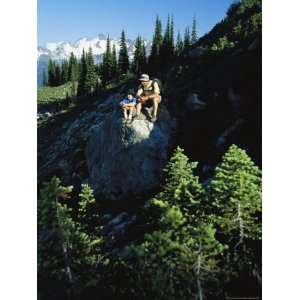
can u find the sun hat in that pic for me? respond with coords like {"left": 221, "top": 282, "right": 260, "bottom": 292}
{"left": 139, "top": 74, "right": 150, "bottom": 81}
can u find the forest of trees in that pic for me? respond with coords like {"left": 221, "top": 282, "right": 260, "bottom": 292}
{"left": 38, "top": 1, "right": 262, "bottom": 298}
{"left": 38, "top": 144, "right": 261, "bottom": 299}
{"left": 45, "top": 15, "right": 198, "bottom": 98}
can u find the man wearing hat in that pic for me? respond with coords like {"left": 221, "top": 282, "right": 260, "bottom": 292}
{"left": 135, "top": 74, "right": 161, "bottom": 122}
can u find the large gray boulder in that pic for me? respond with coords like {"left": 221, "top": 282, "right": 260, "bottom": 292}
{"left": 85, "top": 105, "right": 175, "bottom": 201}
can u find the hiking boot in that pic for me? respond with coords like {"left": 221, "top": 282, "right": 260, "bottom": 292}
{"left": 150, "top": 116, "right": 157, "bottom": 122}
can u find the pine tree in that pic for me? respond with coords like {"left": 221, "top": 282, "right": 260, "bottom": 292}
{"left": 184, "top": 27, "right": 191, "bottom": 49}
{"left": 131, "top": 36, "right": 147, "bottom": 75}
{"left": 126, "top": 146, "right": 225, "bottom": 299}
{"left": 102, "top": 35, "right": 114, "bottom": 84}
{"left": 47, "top": 59, "right": 56, "bottom": 86}
{"left": 191, "top": 15, "right": 198, "bottom": 44}
{"left": 111, "top": 43, "right": 118, "bottom": 79}
{"left": 149, "top": 16, "right": 163, "bottom": 73}
{"left": 68, "top": 52, "right": 78, "bottom": 82}
{"left": 85, "top": 47, "right": 98, "bottom": 95}
{"left": 77, "top": 49, "right": 87, "bottom": 96}
{"left": 38, "top": 177, "right": 104, "bottom": 298}
{"left": 54, "top": 63, "right": 62, "bottom": 85}
{"left": 208, "top": 144, "right": 262, "bottom": 241}
{"left": 176, "top": 30, "right": 184, "bottom": 55}
{"left": 118, "top": 30, "right": 130, "bottom": 75}
{"left": 207, "top": 144, "right": 262, "bottom": 288}
{"left": 160, "top": 15, "right": 175, "bottom": 66}
{"left": 170, "top": 15, "right": 175, "bottom": 52}
{"left": 61, "top": 60, "right": 69, "bottom": 84}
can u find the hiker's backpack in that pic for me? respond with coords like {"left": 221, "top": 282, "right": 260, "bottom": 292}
{"left": 151, "top": 78, "right": 163, "bottom": 95}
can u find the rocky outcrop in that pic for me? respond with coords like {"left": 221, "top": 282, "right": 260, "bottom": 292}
{"left": 86, "top": 105, "right": 175, "bottom": 200}
{"left": 38, "top": 93, "right": 121, "bottom": 186}
{"left": 38, "top": 92, "right": 176, "bottom": 203}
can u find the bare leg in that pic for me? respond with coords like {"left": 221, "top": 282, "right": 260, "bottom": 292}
{"left": 128, "top": 107, "right": 133, "bottom": 120}
{"left": 151, "top": 95, "right": 160, "bottom": 117}
{"left": 136, "top": 102, "right": 142, "bottom": 116}
{"left": 123, "top": 108, "right": 128, "bottom": 119}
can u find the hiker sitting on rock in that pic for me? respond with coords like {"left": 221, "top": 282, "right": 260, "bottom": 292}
{"left": 135, "top": 74, "right": 161, "bottom": 122}
{"left": 119, "top": 89, "right": 137, "bottom": 122}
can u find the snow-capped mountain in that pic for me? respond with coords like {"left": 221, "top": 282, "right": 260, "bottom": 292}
{"left": 37, "top": 34, "right": 151, "bottom": 86}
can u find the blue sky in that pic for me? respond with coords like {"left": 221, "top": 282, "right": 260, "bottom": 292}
{"left": 38, "top": 0, "right": 234, "bottom": 46}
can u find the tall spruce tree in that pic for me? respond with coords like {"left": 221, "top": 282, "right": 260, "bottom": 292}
{"left": 131, "top": 36, "right": 147, "bottom": 75}
{"left": 207, "top": 144, "right": 262, "bottom": 288}
{"left": 38, "top": 177, "right": 104, "bottom": 298}
{"left": 184, "top": 26, "right": 191, "bottom": 49}
{"left": 102, "top": 35, "right": 114, "bottom": 84}
{"left": 61, "top": 60, "right": 69, "bottom": 84}
{"left": 208, "top": 144, "right": 262, "bottom": 241}
{"left": 68, "top": 52, "right": 78, "bottom": 82}
{"left": 111, "top": 43, "right": 118, "bottom": 79}
{"left": 77, "top": 49, "right": 87, "bottom": 96}
{"left": 47, "top": 59, "right": 56, "bottom": 86}
{"left": 54, "top": 64, "right": 61, "bottom": 86}
{"left": 125, "top": 147, "right": 225, "bottom": 299}
{"left": 118, "top": 30, "right": 130, "bottom": 75}
{"left": 85, "top": 47, "right": 98, "bottom": 95}
{"left": 149, "top": 16, "right": 163, "bottom": 73}
{"left": 191, "top": 16, "right": 198, "bottom": 44}
{"left": 176, "top": 30, "right": 184, "bottom": 55}
{"left": 170, "top": 15, "right": 175, "bottom": 52}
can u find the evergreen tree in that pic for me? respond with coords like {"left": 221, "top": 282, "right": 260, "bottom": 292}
{"left": 111, "top": 43, "right": 118, "bottom": 78}
{"left": 77, "top": 49, "right": 87, "bottom": 96}
{"left": 176, "top": 30, "right": 184, "bottom": 55}
{"left": 102, "top": 35, "right": 114, "bottom": 84}
{"left": 85, "top": 47, "right": 98, "bottom": 95}
{"left": 54, "top": 64, "right": 62, "bottom": 85}
{"left": 38, "top": 177, "right": 104, "bottom": 298}
{"left": 149, "top": 16, "right": 163, "bottom": 72}
{"left": 184, "top": 27, "right": 191, "bottom": 49}
{"left": 160, "top": 15, "right": 175, "bottom": 66}
{"left": 118, "top": 30, "right": 130, "bottom": 75}
{"left": 47, "top": 59, "right": 56, "bottom": 86}
{"left": 131, "top": 36, "right": 147, "bottom": 75}
{"left": 207, "top": 144, "right": 262, "bottom": 285}
{"left": 125, "top": 147, "right": 225, "bottom": 299}
{"left": 61, "top": 60, "right": 69, "bottom": 84}
{"left": 68, "top": 52, "right": 78, "bottom": 82}
{"left": 208, "top": 144, "right": 262, "bottom": 241}
{"left": 191, "top": 15, "right": 198, "bottom": 44}
{"left": 170, "top": 15, "right": 175, "bottom": 52}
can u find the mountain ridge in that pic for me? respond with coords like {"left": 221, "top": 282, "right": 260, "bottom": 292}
{"left": 37, "top": 33, "right": 151, "bottom": 86}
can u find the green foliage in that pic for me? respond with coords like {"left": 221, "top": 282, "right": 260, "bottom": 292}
{"left": 123, "top": 147, "right": 225, "bottom": 299}
{"left": 85, "top": 47, "right": 99, "bottom": 95}
{"left": 131, "top": 36, "right": 147, "bottom": 75}
{"left": 184, "top": 27, "right": 191, "bottom": 49}
{"left": 176, "top": 31, "right": 184, "bottom": 56}
{"left": 207, "top": 144, "right": 262, "bottom": 285}
{"left": 148, "top": 16, "right": 163, "bottom": 73}
{"left": 191, "top": 16, "right": 198, "bottom": 44}
{"left": 37, "top": 81, "right": 75, "bottom": 105}
{"left": 118, "top": 30, "right": 130, "bottom": 75}
{"left": 208, "top": 144, "right": 261, "bottom": 239}
{"left": 210, "top": 35, "right": 236, "bottom": 52}
{"left": 38, "top": 177, "right": 104, "bottom": 298}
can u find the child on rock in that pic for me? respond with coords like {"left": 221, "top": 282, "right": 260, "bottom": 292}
{"left": 119, "top": 89, "right": 137, "bottom": 122}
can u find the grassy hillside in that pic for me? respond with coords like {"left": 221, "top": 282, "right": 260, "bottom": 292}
{"left": 37, "top": 82, "right": 76, "bottom": 105}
